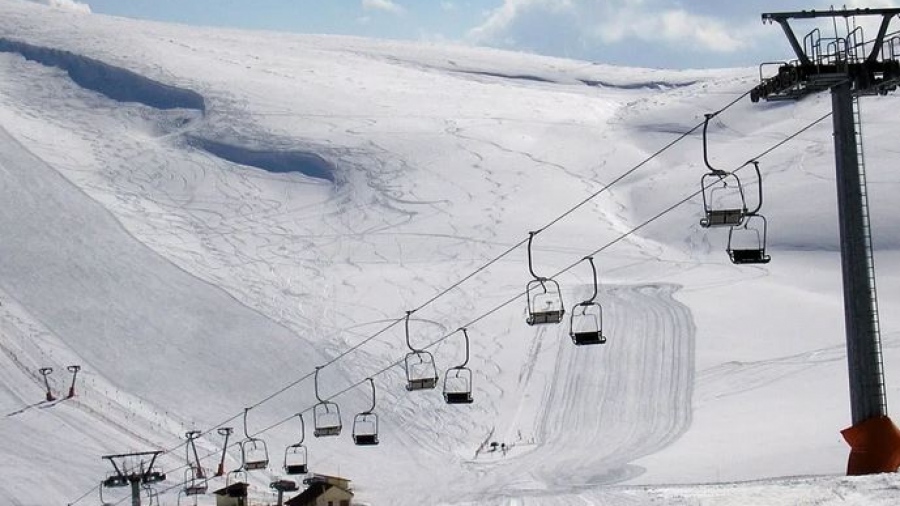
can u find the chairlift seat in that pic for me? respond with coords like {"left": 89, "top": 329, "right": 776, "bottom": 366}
{"left": 185, "top": 483, "right": 207, "bottom": 496}
{"left": 444, "top": 391, "right": 473, "bottom": 404}
{"left": 353, "top": 433, "right": 379, "bottom": 446}
{"left": 285, "top": 463, "right": 308, "bottom": 475}
{"left": 270, "top": 479, "right": 299, "bottom": 492}
{"left": 406, "top": 377, "right": 437, "bottom": 391}
{"left": 103, "top": 475, "right": 129, "bottom": 488}
{"left": 701, "top": 209, "right": 744, "bottom": 228}
{"left": 571, "top": 331, "right": 606, "bottom": 345}
{"left": 314, "top": 425, "right": 342, "bottom": 437}
{"left": 729, "top": 248, "right": 771, "bottom": 264}
{"left": 243, "top": 459, "right": 268, "bottom": 471}
{"left": 144, "top": 471, "right": 166, "bottom": 483}
{"left": 527, "top": 309, "right": 564, "bottom": 325}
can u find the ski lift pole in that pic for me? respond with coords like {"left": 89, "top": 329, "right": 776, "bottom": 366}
{"left": 215, "top": 427, "right": 233, "bottom": 477}
{"left": 39, "top": 367, "right": 55, "bottom": 402}
{"left": 66, "top": 365, "right": 81, "bottom": 399}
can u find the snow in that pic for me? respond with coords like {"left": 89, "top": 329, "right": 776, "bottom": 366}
{"left": 1, "top": 0, "right": 899, "bottom": 504}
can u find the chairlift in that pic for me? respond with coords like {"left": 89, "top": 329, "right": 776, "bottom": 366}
{"left": 569, "top": 256, "right": 606, "bottom": 346}
{"left": 225, "top": 468, "right": 249, "bottom": 498}
{"left": 443, "top": 328, "right": 474, "bottom": 404}
{"left": 102, "top": 473, "right": 129, "bottom": 488}
{"left": 525, "top": 231, "right": 565, "bottom": 325}
{"left": 728, "top": 214, "right": 771, "bottom": 264}
{"left": 142, "top": 483, "right": 160, "bottom": 506}
{"left": 700, "top": 113, "right": 747, "bottom": 228}
{"left": 98, "top": 481, "right": 117, "bottom": 506}
{"left": 284, "top": 414, "right": 309, "bottom": 475}
{"left": 313, "top": 366, "right": 342, "bottom": 437}
{"left": 183, "top": 430, "right": 207, "bottom": 496}
{"left": 403, "top": 311, "right": 439, "bottom": 391}
{"left": 352, "top": 378, "right": 380, "bottom": 446}
{"left": 239, "top": 408, "right": 270, "bottom": 471}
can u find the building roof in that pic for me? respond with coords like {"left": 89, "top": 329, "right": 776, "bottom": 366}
{"left": 285, "top": 482, "right": 354, "bottom": 506}
{"left": 212, "top": 482, "right": 249, "bottom": 496}
{"left": 285, "top": 483, "right": 328, "bottom": 506}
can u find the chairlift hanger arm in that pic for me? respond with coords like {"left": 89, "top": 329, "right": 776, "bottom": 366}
{"left": 702, "top": 114, "right": 728, "bottom": 175}
{"left": 583, "top": 256, "right": 598, "bottom": 304}
{"left": 314, "top": 367, "right": 325, "bottom": 403}
{"left": 364, "top": 378, "right": 376, "bottom": 414}
{"left": 404, "top": 311, "right": 420, "bottom": 352}
{"left": 745, "top": 161, "right": 764, "bottom": 216}
{"left": 526, "top": 231, "right": 545, "bottom": 281}
{"left": 242, "top": 408, "right": 252, "bottom": 439}
{"left": 458, "top": 328, "right": 470, "bottom": 369}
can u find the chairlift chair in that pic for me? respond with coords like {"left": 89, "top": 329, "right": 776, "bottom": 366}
{"left": 284, "top": 414, "right": 309, "bottom": 475}
{"left": 699, "top": 113, "right": 747, "bottom": 228}
{"left": 443, "top": 328, "right": 474, "bottom": 404}
{"left": 313, "top": 366, "right": 343, "bottom": 437}
{"left": 183, "top": 467, "right": 208, "bottom": 496}
{"left": 727, "top": 214, "right": 771, "bottom": 264}
{"left": 239, "top": 408, "right": 270, "bottom": 471}
{"left": 225, "top": 468, "right": 249, "bottom": 498}
{"left": 353, "top": 378, "right": 380, "bottom": 446}
{"left": 525, "top": 232, "right": 565, "bottom": 325}
{"left": 569, "top": 257, "right": 606, "bottom": 346}
{"left": 403, "top": 311, "right": 439, "bottom": 391}
{"left": 103, "top": 474, "right": 129, "bottom": 488}
{"left": 183, "top": 430, "right": 207, "bottom": 496}
{"left": 98, "top": 481, "right": 117, "bottom": 506}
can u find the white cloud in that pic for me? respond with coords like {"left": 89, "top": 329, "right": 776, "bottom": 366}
{"left": 22, "top": 0, "right": 91, "bottom": 13}
{"left": 361, "top": 0, "right": 404, "bottom": 15}
{"left": 467, "top": 0, "right": 746, "bottom": 60}
{"left": 441, "top": 1, "right": 456, "bottom": 11}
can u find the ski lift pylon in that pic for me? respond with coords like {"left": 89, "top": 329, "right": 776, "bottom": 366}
{"left": 284, "top": 414, "right": 309, "bottom": 475}
{"left": 525, "top": 231, "right": 565, "bottom": 325}
{"left": 239, "top": 408, "right": 269, "bottom": 471}
{"left": 313, "top": 366, "right": 342, "bottom": 437}
{"left": 444, "top": 328, "right": 474, "bottom": 404}
{"left": 569, "top": 256, "right": 606, "bottom": 345}
{"left": 352, "top": 378, "right": 380, "bottom": 446}
{"left": 700, "top": 113, "right": 747, "bottom": 228}
{"left": 403, "top": 311, "right": 439, "bottom": 391}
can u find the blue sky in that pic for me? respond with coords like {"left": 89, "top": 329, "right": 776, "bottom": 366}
{"left": 39, "top": 0, "right": 900, "bottom": 69}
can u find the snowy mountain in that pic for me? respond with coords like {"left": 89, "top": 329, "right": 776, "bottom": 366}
{"left": 1, "top": 1, "right": 899, "bottom": 504}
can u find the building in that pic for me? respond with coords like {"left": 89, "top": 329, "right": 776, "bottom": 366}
{"left": 213, "top": 482, "right": 249, "bottom": 506}
{"left": 285, "top": 475, "right": 353, "bottom": 506}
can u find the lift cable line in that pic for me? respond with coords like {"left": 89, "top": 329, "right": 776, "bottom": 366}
{"left": 81, "top": 111, "right": 833, "bottom": 506}
{"left": 64, "top": 87, "right": 771, "bottom": 506}
{"left": 65, "top": 87, "right": 783, "bottom": 506}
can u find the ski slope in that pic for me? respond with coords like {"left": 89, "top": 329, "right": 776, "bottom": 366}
{"left": 1, "top": 1, "right": 900, "bottom": 504}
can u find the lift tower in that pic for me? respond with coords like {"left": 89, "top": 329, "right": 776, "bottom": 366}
{"left": 101, "top": 451, "right": 166, "bottom": 506}
{"left": 752, "top": 8, "right": 900, "bottom": 475}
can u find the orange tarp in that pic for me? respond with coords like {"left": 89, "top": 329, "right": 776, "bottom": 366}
{"left": 841, "top": 415, "right": 900, "bottom": 475}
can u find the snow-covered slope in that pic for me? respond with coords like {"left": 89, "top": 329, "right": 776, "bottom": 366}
{"left": 1, "top": 1, "right": 899, "bottom": 505}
